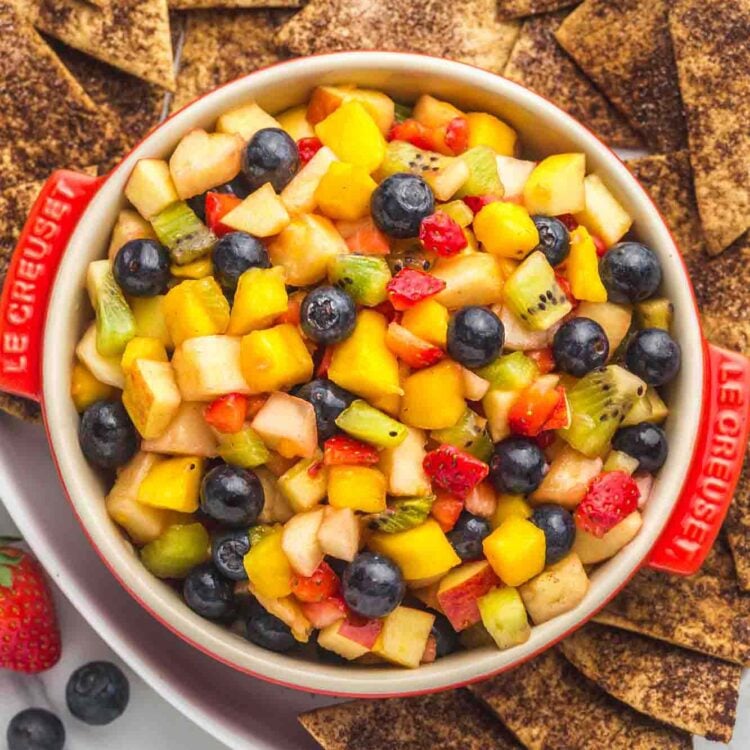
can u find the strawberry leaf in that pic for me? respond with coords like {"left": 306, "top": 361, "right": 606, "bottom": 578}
{"left": 0, "top": 565, "right": 14, "bottom": 588}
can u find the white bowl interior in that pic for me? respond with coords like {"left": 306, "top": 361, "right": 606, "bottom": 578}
{"left": 43, "top": 52, "right": 704, "bottom": 696}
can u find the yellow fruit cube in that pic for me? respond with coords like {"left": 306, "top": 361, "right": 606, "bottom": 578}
{"left": 243, "top": 528, "right": 293, "bottom": 599}
{"left": 108, "top": 209, "right": 156, "bottom": 262}
{"left": 369, "top": 519, "right": 461, "bottom": 582}
{"left": 125, "top": 159, "right": 178, "bottom": 220}
{"left": 491, "top": 494, "right": 532, "bottom": 529}
{"left": 122, "top": 359, "right": 182, "bottom": 439}
{"left": 172, "top": 335, "right": 250, "bottom": 401}
{"left": 373, "top": 606, "right": 435, "bottom": 668}
{"left": 473, "top": 201, "right": 539, "bottom": 259}
{"left": 281, "top": 146, "right": 339, "bottom": 216}
{"left": 328, "top": 465, "right": 387, "bottom": 513}
{"left": 137, "top": 456, "right": 204, "bottom": 513}
{"left": 567, "top": 226, "right": 607, "bottom": 302}
{"left": 277, "top": 104, "right": 315, "bottom": 140}
{"left": 70, "top": 361, "right": 117, "bottom": 412}
{"left": 170, "top": 257, "right": 213, "bottom": 279}
{"left": 222, "top": 183, "right": 290, "bottom": 237}
{"left": 482, "top": 516, "right": 546, "bottom": 587}
{"left": 413, "top": 94, "right": 463, "bottom": 128}
{"left": 240, "top": 323, "right": 313, "bottom": 393}
{"left": 314, "top": 101, "right": 386, "bottom": 174}
{"left": 573, "top": 174, "right": 633, "bottom": 248}
{"left": 523, "top": 153, "right": 586, "bottom": 216}
{"left": 131, "top": 295, "right": 173, "bottom": 349}
{"left": 215, "top": 101, "right": 281, "bottom": 141}
{"left": 400, "top": 299, "right": 449, "bottom": 347}
{"left": 163, "top": 277, "right": 230, "bottom": 347}
{"left": 228, "top": 266, "right": 288, "bottom": 335}
{"left": 120, "top": 337, "right": 168, "bottom": 374}
{"left": 466, "top": 112, "right": 517, "bottom": 156}
{"left": 431, "top": 253, "right": 505, "bottom": 308}
{"left": 400, "top": 361, "right": 465, "bottom": 430}
{"left": 314, "top": 162, "right": 377, "bottom": 221}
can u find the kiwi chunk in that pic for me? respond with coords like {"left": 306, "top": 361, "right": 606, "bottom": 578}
{"left": 431, "top": 408, "right": 493, "bottom": 462}
{"left": 622, "top": 386, "right": 668, "bottom": 426}
{"left": 503, "top": 251, "right": 573, "bottom": 331}
{"left": 328, "top": 254, "right": 391, "bottom": 306}
{"left": 86, "top": 259, "right": 137, "bottom": 357}
{"left": 635, "top": 298, "right": 673, "bottom": 331}
{"left": 217, "top": 426, "right": 270, "bottom": 468}
{"left": 440, "top": 200, "right": 474, "bottom": 227}
{"left": 386, "top": 240, "right": 434, "bottom": 274}
{"left": 603, "top": 449, "right": 639, "bottom": 475}
{"left": 366, "top": 495, "right": 434, "bottom": 533}
{"left": 151, "top": 200, "right": 216, "bottom": 266}
{"left": 455, "top": 146, "right": 504, "bottom": 198}
{"left": 141, "top": 523, "right": 210, "bottom": 579}
{"left": 335, "top": 399, "right": 408, "bottom": 448}
{"left": 379, "top": 141, "right": 452, "bottom": 180}
{"left": 393, "top": 102, "right": 412, "bottom": 124}
{"left": 477, "top": 351, "right": 539, "bottom": 391}
{"left": 558, "top": 364, "right": 646, "bottom": 457}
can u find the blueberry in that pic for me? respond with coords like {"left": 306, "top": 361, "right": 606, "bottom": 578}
{"left": 489, "top": 437, "right": 547, "bottom": 495}
{"left": 599, "top": 242, "right": 662, "bottom": 303}
{"left": 211, "top": 529, "right": 250, "bottom": 581}
{"left": 447, "top": 306, "right": 504, "bottom": 369}
{"left": 293, "top": 379, "right": 356, "bottom": 441}
{"left": 613, "top": 422, "right": 669, "bottom": 472}
{"left": 242, "top": 128, "right": 299, "bottom": 193}
{"left": 200, "top": 465, "right": 264, "bottom": 527}
{"left": 430, "top": 613, "right": 459, "bottom": 658}
{"left": 532, "top": 215, "right": 570, "bottom": 266}
{"left": 183, "top": 563, "right": 236, "bottom": 620}
{"left": 7, "top": 709, "right": 64, "bottom": 750}
{"left": 246, "top": 610, "right": 296, "bottom": 653}
{"left": 113, "top": 239, "right": 170, "bottom": 297}
{"left": 625, "top": 328, "right": 681, "bottom": 386}
{"left": 371, "top": 173, "right": 435, "bottom": 238}
{"left": 78, "top": 400, "right": 137, "bottom": 470}
{"left": 186, "top": 181, "right": 238, "bottom": 222}
{"left": 300, "top": 286, "right": 357, "bottom": 345}
{"left": 212, "top": 231, "right": 270, "bottom": 292}
{"left": 531, "top": 505, "right": 575, "bottom": 565}
{"left": 447, "top": 511, "right": 491, "bottom": 561}
{"left": 66, "top": 661, "right": 129, "bottom": 726}
{"left": 342, "top": 552, "right": 405, "bottom": 618}
{"left": 552, "top": 317, "right": 609, "bottom": 376}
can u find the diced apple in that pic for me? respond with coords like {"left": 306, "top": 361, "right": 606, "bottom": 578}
{"left": 496, "top": 155, "right": 536, "bottom": 200}
{"left": 437, "top": 560, "right": 500, "bottom": 631}
{"left": 75, "top": 324, "right": 124, "bottom": 389}
{"left": 251, "top": 392, "right": 318, "bottom": 459}
{"left": 277, "top": 105, "right": 315, "bottom": 140}
{"left": 249, "top": 586, "right": 313, "bottom": 643}
{"left": 523, "top": 153, "right": 586, "bottom": 216}
{"left": 215, "top": 101, "right": 281, "bottom": 141}
{"left": 411, "top": 580, "right": 442, "bottom": 611}
{"left": 317, "top": 506, "right": 360, "bottom": 562}
{"left": 378, "top": 426, "right": 431, "bottom": 497}
{"left": 634, "top": 473, "right": 653, "bottom": 508}
{"left": 280, "top": 146, "right": 338, "bottom": 215}
{"left": 575, "top": 301, "right": 632, "bottom": 355}
{"left": 318, "top": 616, "right": 382, "bottom": 660}
{"left": 465, "top": 482, "right": 497, "bottom": 518}
{"left": 477, "top": 586, "right": 531, "bottom": 650}
{"left": 530, "top": 445, "right": 602, "bottom": 508}
{"left": 141, "top": 402, "right": 218, "bottom": 457}
{"left": 497, "top": 305, "right": 558, "bottom": 350}
{"left": 373, "top": 606, "right": 435, "bottom": 668}
{"left": 122, "top": 359, "right": 181, "bottom": 440}
{"left": 307, "top": 86, "right": 395, "bottom": 135}
{"left": 281, "top": 508, "right": 325, "bottom": 577}
{"left": 519, "top": 553, "right": 589, "bottom": 624}
{"left": 108, "top": 209, "right": 156, "bottom": 261}
{"left": 482, "top": 390, "right": 518, "bottom": 442}
{"left": 413, "top": 94, "right": 463, "bottom": 129}
{"left": 277, "top": 455, "right": 328, "bottom": 513}
{"left": 424, "top": 159, "right": 470, "bottom": 201}
{"left": 300, "top": 595, "right": 348, "bottom": 629}
{"left": 461, "top": 367, "right": 490, "bottom": 401}
{"left": 255, "top": 467, "right": 294, "bottom": 523}
{"left": 125, "top": 159, "right": 179, "bottom": 220}
{"left": 172, "top": 335, "right": 250, "bottom": 400}
{"left": 574, "top": 174, "right": 633, "bottom": 247}
{"left": 222, "top": 183, "right": 290, "bottom": 237}
{"left": 574, "top": 511, "right": 643, "bottom": 564}
{"left": 432, "top": 253, "right": 505, "bottom": 309}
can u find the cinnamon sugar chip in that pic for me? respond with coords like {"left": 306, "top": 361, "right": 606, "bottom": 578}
{"left": 169, "top": 0, "right": 301, "bottom": 7}
{"left": 498, "top": 0, "right": 579, "bottom": 19}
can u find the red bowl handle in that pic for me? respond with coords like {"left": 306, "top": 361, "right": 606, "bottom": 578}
{"left": 0, "top": 170, "right": 103, "bottom": 402}
{"left": 647, "top": 342, "right": 750, "bottom": 575}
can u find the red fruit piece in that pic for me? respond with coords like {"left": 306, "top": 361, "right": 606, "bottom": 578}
{"left": 419, "top": 212, "right": 468, "bottom": 257}
{"left": 542, "top": 388, "right": 570, "bottom": 431}
{"left": 291, "top": 561, "right": 340, "bottom": 603}
{"left": 385, "top": 322, "right": 444, "bottom": 369}
{"left": 386, "top": 269, "right": 446, "bottom": 311}
{"left": 576, "top": 471, "right": 640, "bottom": 537}
{"left": 421, "top": 635, "right": 438, "bottom": 664}
{"left": 443, "top": 117, "right": 469, "bottom": 155}
{"left": 346, "top": 223, "right": 390, "bottom": 256}
{"left": 557, "top": 213, "right": 579, "bottom": 231}
{"left": 0, "top": 544, "right": 61, "bottom": 674}
{"left": 324, "top": 435, "right": 380, "bottom": 466}
{"left": 592, "top": 234, "right": 608, "bottom": 257}
{"left": 316, "top": 346, "right": 334, "bottom": 378}
{"left": 555, "top": 273, "right": 578, "bottom": 307}
{"left": 430, "top": 491, "right": 464, "bottom": 532}
{"left": 276, "top": 290, "right": 305, "bottom": 326}
{"left": 204, "top": 393, "right": 249, "bottom": 433}
{"left": 205, "top": 192, "right": 242, "bottom": 237}
{"left": 462, "top": 195, "right": 501, "bottom": 214}
{"left": 527, "top": 347, "right": 556, "bottom": 374}
{"left": 297, "top": 137, "right": 323, "bottom": 166}
{"left": 300, "top": 594, "right": 348, "bottom": 629}
{"left": 508, "top": 378, "right": 562, "bottom": 437}
{"left": 423, "top": 445, "right": 489, "bottom": 500}
{"left": 388, "top": 119, "right": 435, "bottom": 151}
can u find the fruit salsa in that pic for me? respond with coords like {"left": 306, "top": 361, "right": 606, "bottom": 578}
{"left": 73, "top": 85, "right": 681, "bottom": 668}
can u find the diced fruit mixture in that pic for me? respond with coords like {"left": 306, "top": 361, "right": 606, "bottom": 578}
{"left": 73, "top": 86, "right": 680, "bottom": 669}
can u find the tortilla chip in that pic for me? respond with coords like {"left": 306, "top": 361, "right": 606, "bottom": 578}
{"left": 470, "top": 649, "right": 691, "bottom": 749}
{"left": 169, "top": 0, "right": 300, "bottom": 7}
{"left": 299, "top": 690, "right": 522, "bottom": 750}
{"left": 555, "top": 0, "right": 687, "bottom": 152}
{"left": 172, "top": 9, "right": 291, "bottom": 112}
{"left": 669, "top": 0, "right": 750, "bottom": 255}
{"left": 275, "top": 0, "right": 520, "bottom": 74}
{"left": 504, "top": 12, "right": 641, "bottom": 148}
{"left": 498, "top": 0, "right": 579, "bottom": 18}
{"left": 726, "top": 456, "right": 750, "bottom": 591}
{"left": 559, "top": 623, "right": 741, "bottom": 742}
{"left": 33, "top": 0, "right": 176, "bottom": 91}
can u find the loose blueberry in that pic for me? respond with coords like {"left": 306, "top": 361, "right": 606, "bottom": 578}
{"left": 78, "top": 400, "right": 137, "bottom": 470}
{"left": 371, "top": 173, "right": 435, "bottom": 238}
{"left": 599, "top": 242, "right": 662, "bottom": 303}
{"left": 246, "top": 610, "right": 296, "bottom": 653}
{"left": 531, "top": 505, "right": 576, "bottom": 565}
{"left": 532, "top": 215, "right": 570, "bottom": 266}
{"left": 211, "top": 529, "right": 250, "bottom": 581}
{"left": 625, "top": 328, "right": 681, "bottom": 386}
{"left": 212, "top": 231, "right": 270, "bottom": 292}
{"left": 113, "top": 239, "right": 170, "bottom": 297}
{"left": 447, "top": 511, "right": 491, "bottom": 561}
{"left": 66, "top": 661, "right": 129, "bottom": 726}
{"left": 342, "top": 552, "right": 405, "bottom": 618}
{"left": 300, "top": 286, "right": 357, "bottom": 345}
{"left": 447, "top": 306, "right": 504, "bottom": 369}
{"left": 200, "top": 465, "right": 265, "bottom": 527}
{"left": 242, "top": 128, "right": 299, "bottom": 193}
{"left": 489, "top": 437, "right": 547, "bottom": 495}
{"left": 552, "top": 317, "right": 609, "bottom": 377}
{"left": 293, "top": 379, "right": 356, "bottom": 442}
{"left": 431, "top": 613, "right": 459, "bottom": 658}
{"left": 6, "top": 709, "right": 65, "bottom": 750}
{"left": 183, "top": 563, "right": 236, "bottom": 620}
{"left": 613, "top": 422, "right": 669, "bottom": 472}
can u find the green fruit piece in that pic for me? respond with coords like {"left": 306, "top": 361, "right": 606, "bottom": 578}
{"left": 366, "top": 495, "right": 434, "bottom": 533}
{"left": 217, "top": 426, "right": 270, "bottom": 468}
{"left": 86, "top": 260, "right": 137, "bottom": 357}
{"left": 477, "top": 586, "right": 530, "bottom": 650}
{"left": 455, "top": 146, "right": 503, "bottom": 198}
{"left": 476, "top": 351, "right": 539, "bottom": 391}
{"left": 248, "top": 524, "right": 278, "bottom": 547}
{"left": 559, "top": 364, "right": 646, "bottom": 457}
{"left": 141, "top": 523, "right": 210, "bottom": 579}
{"left": 440, "top": 200, "right": 474, "bottom": 228}
{"left": 379, "top": 140, "right": 452, "bottom": 179}
{"left": 386, "top": 240, "right": 434, "bottom": 274}
{"left": 603, "top": 449, "right": 640, "bottom": 475}
{"left": 431, "top": 408, "right": 493, "bottom": 462}
{"left": 335, "top": 399, "right": 408, "bottom": 448}
{"left": 151, "top": 200, "right": 216, "bottom": 266}
{"left": 635, "top": 298, "right": 673, "bottom": 331}
{"left": 277, "top": 456, "right": 328, "bottom": 513}
{"left": 328, "top": 254, "right": 391, "bottom": 307}
{"left": 503, "top": 251, "right": 573, "bottom": 331}
{"left": 393, "top": 103, "right": 412, "bottom": 124}
{"left": 621, "top": 386, "right": 668, "bottom": 427}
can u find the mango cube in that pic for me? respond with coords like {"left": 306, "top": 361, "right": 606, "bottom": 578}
{"left": 172, "top": 335, "right": 250, "bottom": 400}
{"left": 466, "top": 112, "right": 518, "bottom": 156}
{"left": 222, "top": 183, "right": 291, "bottom": 237}
{"left": 163, "top": 277, "right": 230, "bottom": 347}
{"left": 400, "top": 361, "right": 465, "bottom": 430}
{"left": 373, "top": 606, "right": 435, "bottom": 668}
{"left": 523, "top": 153, "right": 586, "bottom": 216}
{"left": 491, "top": 494, "right": 532, "bottom": 529}
{"left": 228, "top": 266, "right": 288, "bottom": 335}
{"left": 315, "top": 162, "right": 377, "bottom": 221}
{"left": 328, "top": 465, "right": 387, "bottom": 513}
{"left": 243, "top": 528, "right": 293, "bottom": 599}
{"left": 240, "top": 323, "right": 313, "bottom": 393}
{"left": 122, "top": 359, "right": 181, "bottom": 440}
{"left": 70, "top": 361, "right": 117, "bottom": 412}
{"left": 170, "top": 257, "right": 213, "bottom": 279}
{"left": 120, "top": 336, "right": 168, "bottom": 374}
{"left": 131, "top": 295, "right": 173, "bottom": 349}
{"left": 137, "top": 456, "right": 204, "bottom": 513}
{"left": 567, "top": 226, "right": 607, "bottom": 302}
{"left": 400, "top": 299, "right": 449, "bottom": 347}
{"left": 473, "top": 201, "right": 539, "bottom": 260}
{"left": 315, "top": 101, "right": 386, "bottom": 174}
{"left": 482, "top": 516, "right": 546, "bottom": 587}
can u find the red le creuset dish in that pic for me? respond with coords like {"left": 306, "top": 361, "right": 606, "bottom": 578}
{"left": 0, "top": 52, "right": 748, "bottom": 697}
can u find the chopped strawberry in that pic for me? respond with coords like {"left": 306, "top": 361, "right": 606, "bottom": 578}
{"left": 534, "top": 430, "right": 557, "bottom": 449}
{"left": 508, "top": 378, "right": 561, "bottom": 437}
{"left": 276, "top": 290, "right": 305, "bottom": 326}
{"left": 297, "top": 136, "right": 323, "bottom": 166}
{"left": 592, "top": 234, "right": 608, "bottom": 257}
{"left": 245, "top": 394, "right": 268, "bottom": 420}
{"left": 386, "top": 269, "right": 446, "bottom": 311}
{"left": 346, "top": 223, "right": 391, "bottom": 256}
{"left": 316, "top": 346, "right": 334, "bottom": 377}
{"left": 205, "top": 192, "right": 241, "bottom": 237}
{"left": 542, "top": 388, "right": 570, "bottom": 430}
{"left": 555, "top": 273, "right": 578, "bottom": 307}
{"left": 527, "top": 347, "right": 556, "bottom": 374}
{"left": 300, "top": 594, "right": 348, "bottom": 628}
{"left": 443, "top": 116, "right": 469, "bottom": 155}
{"left": 419, "top": 212, "right": 468, "bottom": 257}
{"left": 462, "top": 195, "right": 501, "bottom": 214}
{"left": 430, "top": 491, "right": 464, "bottom": 532}
{"left": 204, "top": 393, "right": 249, "bottom": 433}
{"left": 324, "top": 435, "right": 380, "bottom": 466}
{"left": 557, "top": 213, "right": 579, "bottom": 231}
{"left": 423, "top": 445, "right": 489, "bottom": 500}
{"left": 576, "top": 471, "right": 640, "bottom": 537}
{"left": 385, "top": 322, "right": 444, "bottom": 369}
{"left": 388, "top": 119, "right": 435, "bottom": 151}
{"left": 291, "top": 561, "right": 340, "bottom": 603}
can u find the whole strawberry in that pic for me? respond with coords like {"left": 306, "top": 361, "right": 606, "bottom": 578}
{"left": 0, "top": 539, "right": 61, "bottom": 673}
{"left": 576, "top": 471, "right": 640, "bottom": 538}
